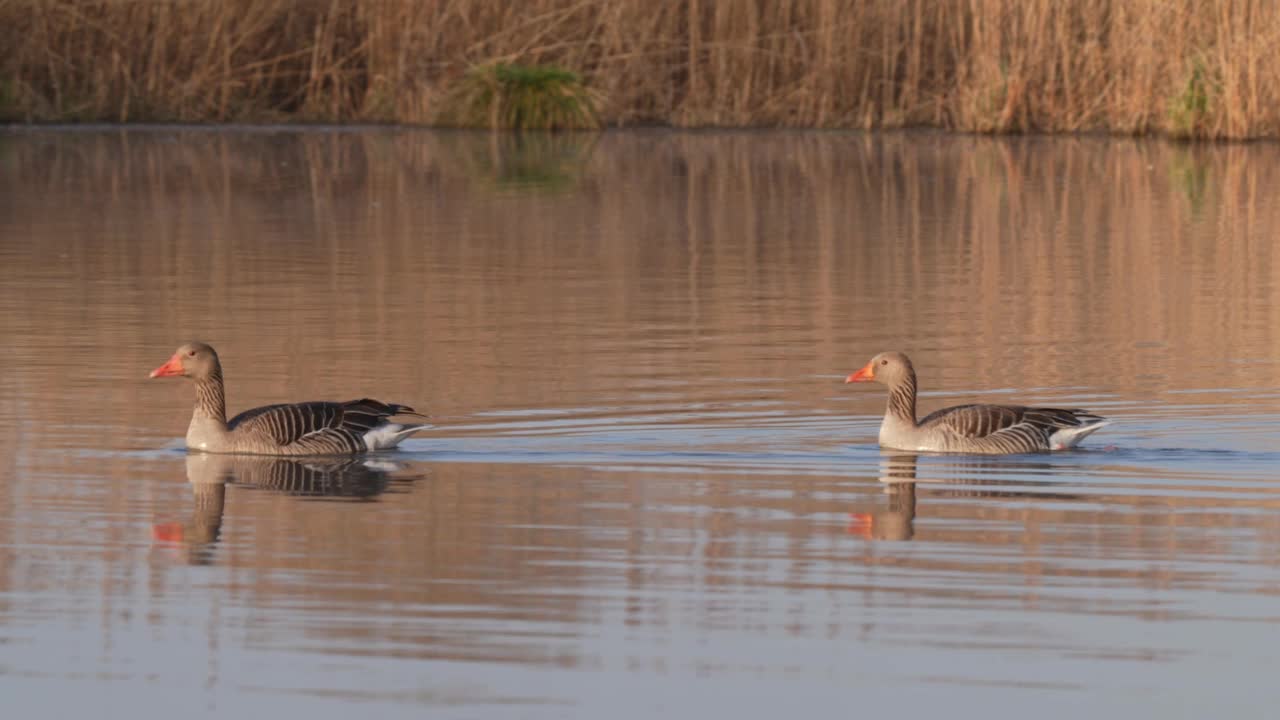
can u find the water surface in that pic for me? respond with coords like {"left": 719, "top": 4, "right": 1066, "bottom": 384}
{"left": 2, "top": 127, "right": 1280, "bottom": 717}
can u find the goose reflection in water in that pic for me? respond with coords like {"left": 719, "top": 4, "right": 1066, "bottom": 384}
{"left": 151, "top": 453, "right": 423, "bottom": 564}
{"left": 847, "top": 453, "right": 1085, "bottom": 542}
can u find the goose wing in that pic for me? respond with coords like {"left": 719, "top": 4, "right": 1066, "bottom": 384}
{"left": 920, "top": 404, "right": 1105, "bottom": 452}
{"left": 228, "top": 398, "right": 425, "bottom": 452}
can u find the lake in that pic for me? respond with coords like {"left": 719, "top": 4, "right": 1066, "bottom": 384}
{"left": 1, "top": 126, "right": 1279, "bottom": 718}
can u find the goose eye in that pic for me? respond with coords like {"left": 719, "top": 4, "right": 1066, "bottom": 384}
{"left": 880, "top": 359, "right": 888, "bottom": 366}
{"left": 187, "top": 350, "right": 197, "bottom": 357}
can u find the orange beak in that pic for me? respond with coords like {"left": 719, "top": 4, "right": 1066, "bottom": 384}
{"left": 151, "top": 522, "right": 185, "bottom": 542}
{"left": 845, "top": 361, "right": 875, "bottom": 383}
{"left": 846, "top": 513, "right": 875, "bottom": 538}
{"left": 149, "top": 353, "right": 184, "bottom": 378}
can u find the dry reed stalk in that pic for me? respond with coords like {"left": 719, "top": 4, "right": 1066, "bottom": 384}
{"left": 3, "top": 0, "right": 1280, "bottom": 137}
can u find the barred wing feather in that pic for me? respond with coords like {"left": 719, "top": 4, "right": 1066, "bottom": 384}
{"left": 920, "top": 404, "right": 1107, "bottom": 453}
{"left": 228, "top": 399, "right": 426, "bottom": 453}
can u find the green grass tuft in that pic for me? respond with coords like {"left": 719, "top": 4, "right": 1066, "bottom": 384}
{"left": 1168, "top": 57, "right": 1216, "bottom": 139}
{"left": 0, "top": 77, "right": 18, "bottom": 122}
{"left": 441, "top": 63, "right": 600, "bottom": 131}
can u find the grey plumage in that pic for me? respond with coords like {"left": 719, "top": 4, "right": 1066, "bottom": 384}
{"left": 917, "top": 404, "right": 1107, "bottom": 454}
{"left": 151, "top": 341, "right": 431, "bottom": 456}
{"left": 227, "top": 399, "right": 428, "bottom": 455}
{"left": 847, "top": 351, "right": 1110, "bottom": 454}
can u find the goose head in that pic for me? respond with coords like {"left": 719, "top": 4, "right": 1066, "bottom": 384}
{"left": 149, "top": 341, "right": 220, "bottom": 381}
{"left": 846, "top": 351, "right": 914, "bottom": 386}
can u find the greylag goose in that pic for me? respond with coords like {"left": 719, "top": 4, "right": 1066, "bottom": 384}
{"left": 845, "top": 352, "right": 1109, "bottom": 454}
{"left": 149, "top": 341, "right": 430, "bottom": 455}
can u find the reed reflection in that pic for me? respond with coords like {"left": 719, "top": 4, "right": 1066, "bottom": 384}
{"left": 5, "top": 129, "right": 1280, "bottom": 444}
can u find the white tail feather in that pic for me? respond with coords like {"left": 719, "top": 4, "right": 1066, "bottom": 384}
{"left": 1048, "top": 421, "right": 1111, "bottom": 451}
{"left": 362, "top": 423, "right": 431, "bottom": 451}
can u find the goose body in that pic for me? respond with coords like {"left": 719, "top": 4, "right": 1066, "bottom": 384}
{"left": 150, "top": 342, "right": 430, "bottom": 456}
{"left": 846, "top": 352, "right": 1109, "bottom": 455}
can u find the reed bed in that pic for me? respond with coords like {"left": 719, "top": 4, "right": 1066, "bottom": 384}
{"left": 3, "top": 0, "right": 1280, "bottom": 138}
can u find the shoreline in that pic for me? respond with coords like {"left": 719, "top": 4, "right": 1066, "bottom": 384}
{"left": 4, "top": 122, "right": 1278, "bottom": 146}
{"left": 7, "top": 2, "right": 1280, "bottom": 140}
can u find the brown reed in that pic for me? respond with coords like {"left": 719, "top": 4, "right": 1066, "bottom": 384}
{"left": 3, "top": 0, "right": 1280, "bottom": 138}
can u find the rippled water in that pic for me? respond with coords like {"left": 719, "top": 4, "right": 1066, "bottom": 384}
{"left": 2, "top": 127, "right": 1280, "bottom": 717}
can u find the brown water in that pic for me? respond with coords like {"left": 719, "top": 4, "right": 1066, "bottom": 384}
{"left": 2, "top": 127, "right": 1280, "bottom": 717}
